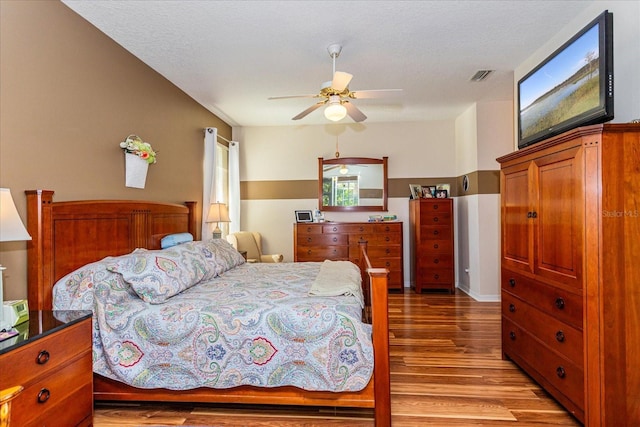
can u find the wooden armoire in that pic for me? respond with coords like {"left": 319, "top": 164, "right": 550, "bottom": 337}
{"left": 497, "top": 123, "right": 640, "bottom": 426}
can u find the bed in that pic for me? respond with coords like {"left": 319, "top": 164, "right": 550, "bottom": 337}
{"left": 25, "top": 190, "right": 391, "bottom": 426}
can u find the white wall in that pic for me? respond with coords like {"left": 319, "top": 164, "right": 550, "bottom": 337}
{"left": 513, "top": 1, "right": 640, "bottom": 146}
{"left": 455, "top": 100, "right": 513, "bottom": 301}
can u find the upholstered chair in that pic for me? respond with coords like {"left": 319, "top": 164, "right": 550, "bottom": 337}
{"left": 226, "top": 231, "right": 283, "bottom": 263}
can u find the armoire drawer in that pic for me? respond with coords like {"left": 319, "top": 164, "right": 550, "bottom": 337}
{"left": 419, "top": 211, "right": 452, "bottom": 225}
{"left": 501, "top": 293, "right": 583, "bottom": 365}
{"left": 502, "top": 270, "right": 582, "bottom": 330}
{"left": 348, "top": 232, "right": 403, "bottom": 245}
{"left": 420, "top": 239, "right": 452, "bottom": 253}
{"left": 502, "top": 318, "right": 584, "bottom": 410}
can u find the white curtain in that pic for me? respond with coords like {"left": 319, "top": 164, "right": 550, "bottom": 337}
{"left": 202, "top": 127, "right": 217, "bottom": 240}
{"left": 228, "top": 140, "right": 240, "bottom": 233}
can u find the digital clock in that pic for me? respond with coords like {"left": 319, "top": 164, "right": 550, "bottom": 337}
{"left": 3, "top": 299, "right": 29, "bottom": 327}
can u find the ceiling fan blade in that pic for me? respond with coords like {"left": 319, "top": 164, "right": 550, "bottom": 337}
{"left": 268, "top": 94, "right": 319, "bottom": 100}
{"left": 349, "top": 89, "right": 403, "bottom": 99}
{"left": 332, "top": 72, "right": 353, "bottom": 91}
{"left": 343, "top": 101, "right": 367, "bottom": 122}
{"left": 292, "top": 102, "right": 325, "bottom": 120}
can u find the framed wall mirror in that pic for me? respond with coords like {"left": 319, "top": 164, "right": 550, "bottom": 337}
{"left": 318, "top": 157, "right": 388, "bottom": 212}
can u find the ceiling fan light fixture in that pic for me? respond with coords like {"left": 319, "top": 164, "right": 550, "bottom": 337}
{"left": 324, "top": 96, "right": 347, "bottom": 121}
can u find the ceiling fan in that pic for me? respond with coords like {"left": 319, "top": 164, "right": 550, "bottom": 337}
{"left": 268, "top": 44, "right": 402, "bottom": 123}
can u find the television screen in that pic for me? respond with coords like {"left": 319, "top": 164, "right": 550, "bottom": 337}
{"left": 518, "top": 11, "right": 613, "bottom": 149}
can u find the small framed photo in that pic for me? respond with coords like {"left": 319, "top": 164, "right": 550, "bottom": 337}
{"left": 437, "top": 183, "right": 451, "bottom": 194}
{"left": 295, "top": 210, "right": 313, "bottom": 223}
{"left": 409, "top": 184, "right": 422, "bottom": 200}
{"left": 435, "top": 189, "right": 449, "bottom": 199}
{"left": 422, "top": 186, "right": 436, "bottom": 198}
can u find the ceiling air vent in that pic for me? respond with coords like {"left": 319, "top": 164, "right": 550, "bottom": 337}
{"left": 470, "top": 70, "right": 494, "bottom": 82}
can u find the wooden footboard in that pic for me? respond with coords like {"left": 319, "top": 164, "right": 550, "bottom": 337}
{"left": 25, "top": 190, "right": 391, "bottom": 426}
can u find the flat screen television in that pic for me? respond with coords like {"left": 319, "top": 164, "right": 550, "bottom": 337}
{"left": 518, "top": 10, "right": 613, "bottom": 149}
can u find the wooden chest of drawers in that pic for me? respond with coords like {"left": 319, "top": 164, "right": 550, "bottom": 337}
{"left": 0, "top": 311, "right": 93, "bottom": 426}
{"left": 409, "top": 198, "right": 455, "bottom": 293}
{"left": 294, "top": 221, "right": 403, "bottom": 291}
{"left": 497, "top": 124, "right": 640, "bottom": 425}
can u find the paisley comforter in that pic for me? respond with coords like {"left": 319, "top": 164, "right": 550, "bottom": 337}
{"left": 52, "top": 240, "right": 373, "bottom": 392}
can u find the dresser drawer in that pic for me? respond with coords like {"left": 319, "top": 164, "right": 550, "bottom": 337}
{"left": 359, "top": 245, "right": 401, "bottom": 258}
{"left": 348, "top": 232, "right": 402, "bottom": 245}
{"left": 297, "top": 233, "right": 348, "bottom": 246}
{"left": 11, "top": 353, "right": 93, "bottom": 427}
{"left": 419, "top": 225, "right": 451, "bottom": 241}
{"left": 420, "top": 211, "right": 452, "bottom": 225}
{"left": 323, "top": 222, "right": 401, "bottom": 234}
{"left": 0, "top": 319, "right": 91, "bottom": 387}
{"left": 416, "top": 254, "right": 453, "bottom": 268}
{"left": 420, "top": 239, "right": 452, "bottom": 253}
{"left": 502, "top": 293, "right": 583, "bottom": 365}
{"left": 295, "top": 224, "right": 323, "bottom": 235}
{"left": 502, "top": 318, "right": 584, "bottom": 410}
{"left": 502, "top": 270, "right": 582, "bottom": 330}
{"left": 296, "top": 246, "right": 349, "bottom": 261}
{"left": 416, "top": 268, "right": 453, "bottom": 284}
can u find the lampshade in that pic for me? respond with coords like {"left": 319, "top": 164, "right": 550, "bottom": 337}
{"left": 0, "top": 188, "right": 31, "bottom": 242}
{"left": 339, "top": 165, "right": 349, "bottom": 174}
{"left": 324, "top": 96, "right": 347, "bottom": 122}
{"left": 206, "top": 203, "right": 230, "bottom": 223}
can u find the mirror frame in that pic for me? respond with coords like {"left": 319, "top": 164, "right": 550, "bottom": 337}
{"left": 318, "top": 156, "right": 388, "bottom": 212}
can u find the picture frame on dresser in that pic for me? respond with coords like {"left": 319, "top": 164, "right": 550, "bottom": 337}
{"left": 409, "top": 184, "right": 422, "bottom": 199}
{"left": 421, "top": 186, "right": 436, "bottom": 198}
{"left": 294, "top": 210, "right": 313, "bottom": 223}
{"left": 435, "top": 189, "right": 448, "bottom": 198}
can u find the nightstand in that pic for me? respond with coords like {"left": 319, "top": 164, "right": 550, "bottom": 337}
{"left": 0, "top": 310, "right": 93, "bottom": 426}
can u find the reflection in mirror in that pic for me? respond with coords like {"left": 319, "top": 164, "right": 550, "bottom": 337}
{"left": 318, "top": 157, "right": 388, "bottom": 212}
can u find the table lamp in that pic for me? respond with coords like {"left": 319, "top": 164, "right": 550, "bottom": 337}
{"left": 0, "top": 188, "right": 32, "bottom": 331}
{"left": 206, "top": 202, "right": 230, "bottom": 240}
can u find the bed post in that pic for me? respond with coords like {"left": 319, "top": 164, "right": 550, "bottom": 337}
{"left": 184, "top": 201, "right": 198, "bottom": 240}
{"left": 25, "top": 189, "right": 55, "bottom": 310}
{"left": 359, "top": 241, "right": 391, "bottom": 426}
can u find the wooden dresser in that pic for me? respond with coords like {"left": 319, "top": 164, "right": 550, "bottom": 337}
{"left": 497, "top": 123, "right": 640, "bottom": 426}
{"left": 409, "top": 198, "right": 455, "bottom": 293}
{"left": 294, "top": 221, "right": 403, "bottom": 291}
{"left": 0, "top": 311, "right": 93, "bottom": 426}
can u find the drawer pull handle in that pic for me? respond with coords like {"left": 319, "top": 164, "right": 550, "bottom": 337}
{"left": 385, "top": 236, "right": 390, "bottom": 242}
{"left": 385, "top": 262, "right": 391, "bottom": 267}
{"left": 509, "top": 278, "right": 516, "bottom": 287}
{"left": 307, "top": 250, "right": 312, "bottom": 255}
{"left": 36, "top": 350, "right": 50, "bottom": 365}
{"left": 434, "top": 274, "right": 440, "bottom": 280}
{"left": 556, "top": 366, "right": 566, "bottom": 379}
{"left": 332, "top": 227, "right": 338, "bottom": 232}
{"left": 509, "top": 331, "right": 516, "bottom": 340}
{"left": 332, "top": 237, "right": 337, "bottom": 242}
{"left": 434, "top": 258, "right": 439, "bottom": 264}
{"left": 556, "top": 331, "right": 565, "bottom": 343}
{"left": 433, "top": 217, "right": 439, "bottom": 222}
{"left": 509, "top": 303, "right": 516, "bottom": 313}
{"left": 307, "top": 237, "right": 312, "bottom": 243}
{"left": 433, "top": 204, "right": 439, "bottom": 210}
{"left": 37, "top": 388, "right": 51, "bottom": 403}
{"left": 306, "top": 227, "right": 312, "bottom": 232}
{"left": 555, "top": 297, "right": 565, "bottom": 310}
{"left": 386, "top": 249, "right": 390, "bottom": 254}
{"left": 385, "top": 226, "right": 390, "bottom": 231}
{"left": 433, "top": 230, "right": 439, "bottom": 235}
{"left": 433, "top": 244, "right": 439, "bottom": 249}
{"left": 359, "top": 226, "right": 364, "bottom": 231}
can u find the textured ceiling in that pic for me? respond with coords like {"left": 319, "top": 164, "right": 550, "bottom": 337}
{"left": 61, "top": 0, "right": 597, "bottom": 127}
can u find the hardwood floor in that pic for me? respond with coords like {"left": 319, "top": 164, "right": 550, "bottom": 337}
{"left": 93, "top": 291, "right": 581, "bottom": 426}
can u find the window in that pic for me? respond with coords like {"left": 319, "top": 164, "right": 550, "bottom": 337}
{"left": 215, "top": 142, "right": 229, "bottom": 235}
{"left": 323, "top": 175, "right": 359, "bottom": 207}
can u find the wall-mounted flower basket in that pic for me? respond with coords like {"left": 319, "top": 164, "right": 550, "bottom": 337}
{"left": 120, "top": 135, "right": 156, "bottom": 189}
{"left": 125, "top": 152, "right": 149, "bottom": 189}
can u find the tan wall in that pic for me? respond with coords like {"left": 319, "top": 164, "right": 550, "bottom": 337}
{"left": 0, "top": 1, "right": 230, "bottom": 299}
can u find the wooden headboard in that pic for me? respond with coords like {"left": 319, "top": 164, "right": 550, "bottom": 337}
{"left": 25, "top": 190, "right": 197, "bottom": 310}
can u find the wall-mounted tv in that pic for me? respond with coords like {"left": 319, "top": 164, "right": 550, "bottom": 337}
{"left": 518, "top": 10, "right": 613, "bottom": 149}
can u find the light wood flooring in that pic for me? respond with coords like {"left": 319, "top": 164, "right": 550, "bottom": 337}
{"left": 94, "top": 291, "right": 581, "bottom": 426}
